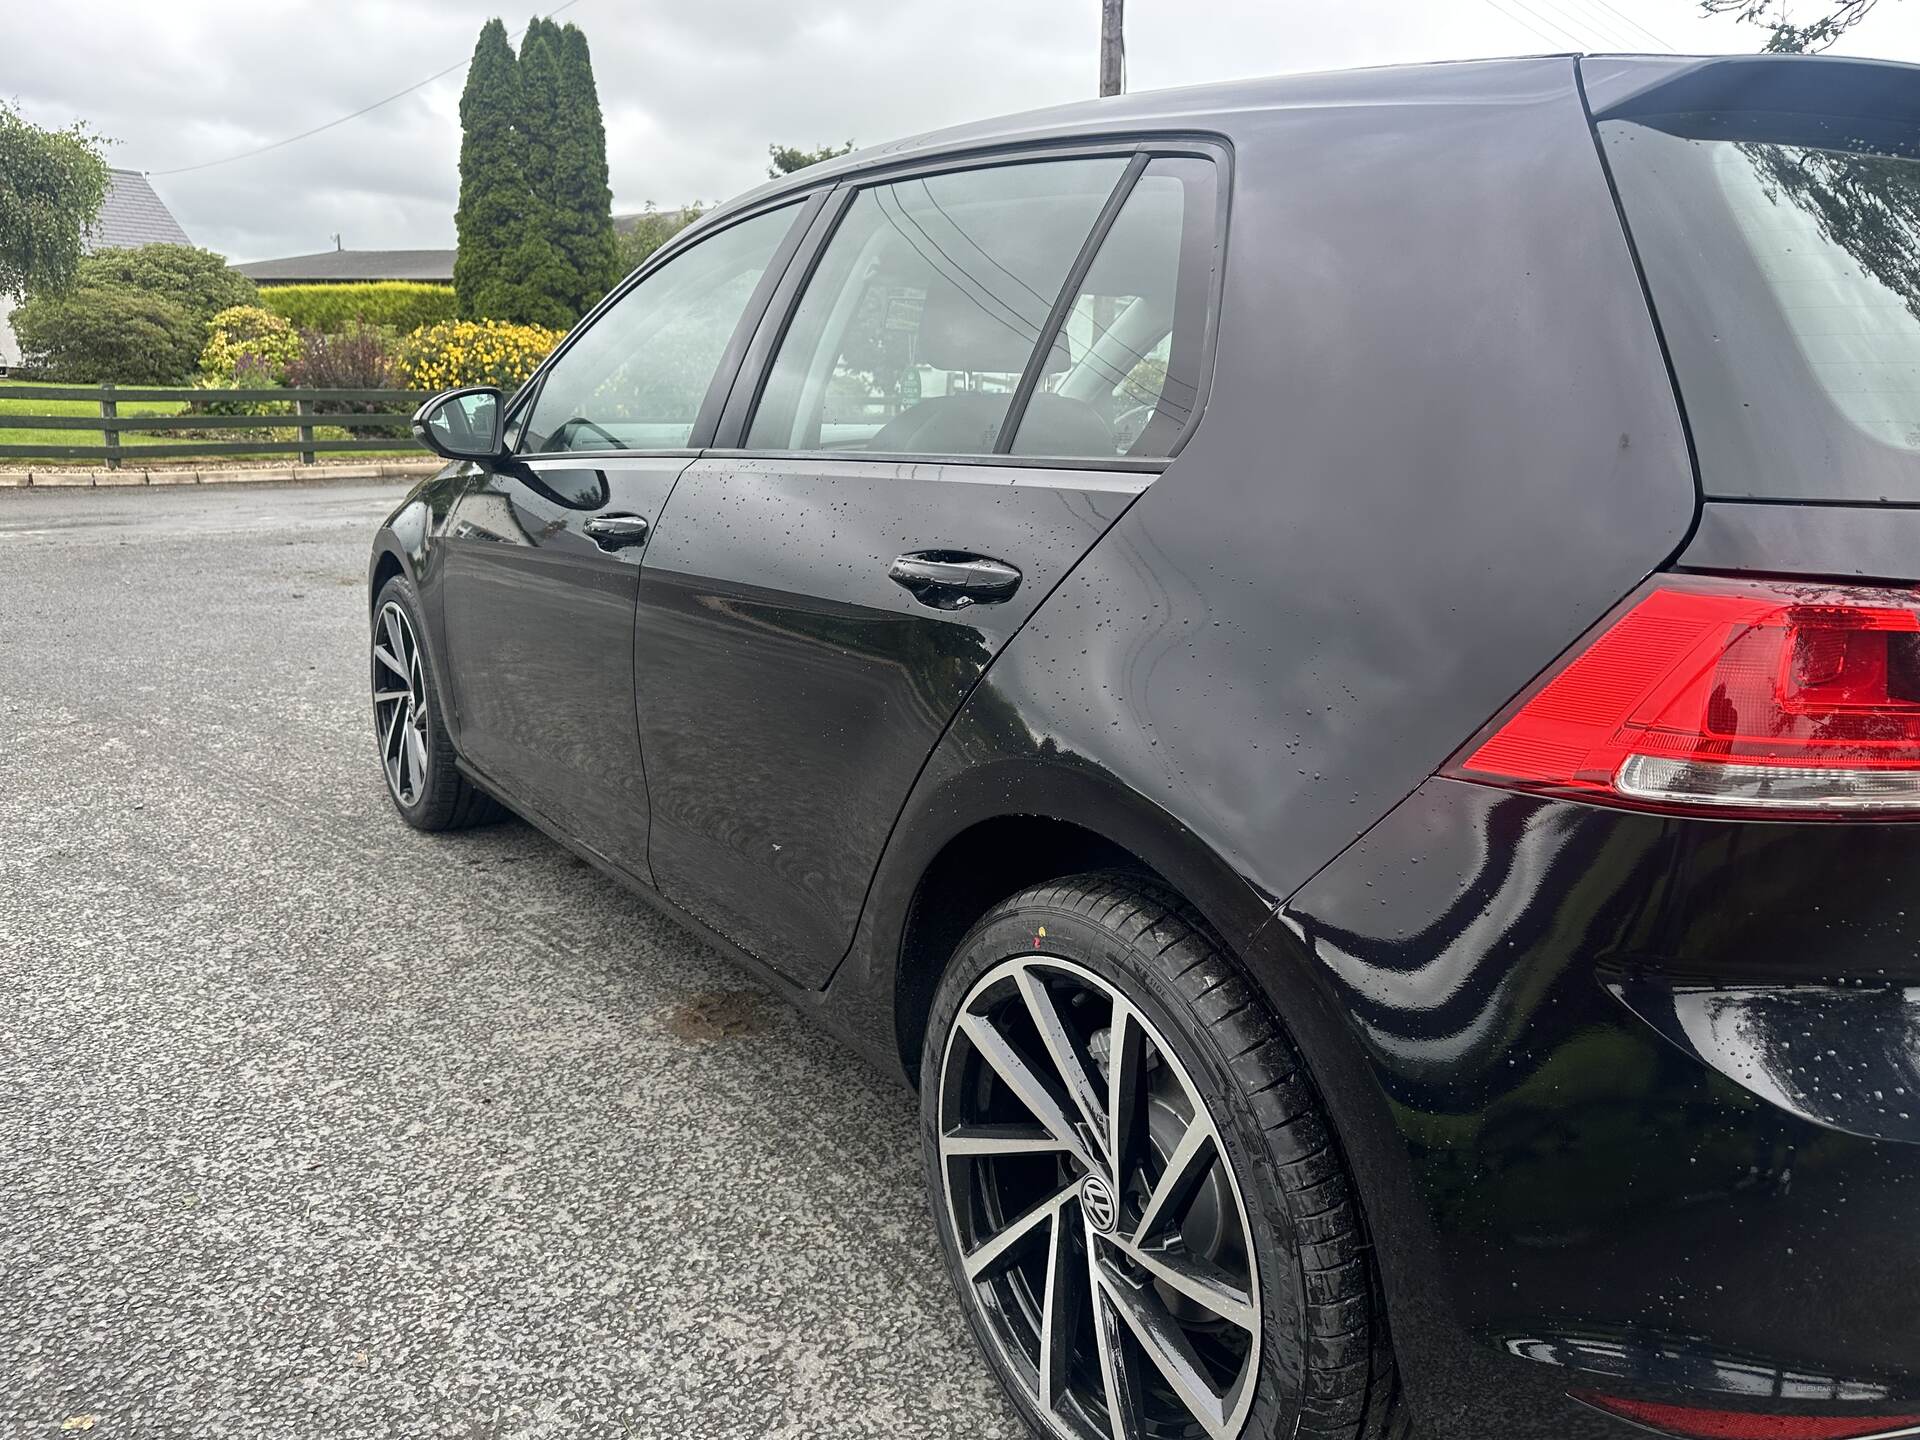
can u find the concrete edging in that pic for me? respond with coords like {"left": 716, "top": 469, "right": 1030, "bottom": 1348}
{"left": 0, "top": 459, "right": 442, "bottom": 489}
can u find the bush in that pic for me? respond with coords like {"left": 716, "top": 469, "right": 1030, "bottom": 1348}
{"left": 200, "top": 305, "right": 301, "bottom": 384}
{"left": 287, "top": 324, "right": 403, "bottom": 436}
{"left": 392, "top": 318, "right": 563, "bottom": 392}
{"left": 616, "top": 205, "right": 703, "bottom": 276}
{"left": 10, "top": 286, "right": 200, "bottom": 383}
{"left": 258, "top": 282, "right": 457, "bottom": 335}
{"left": 66, "top": 244, "right": 255, "bottom": 328}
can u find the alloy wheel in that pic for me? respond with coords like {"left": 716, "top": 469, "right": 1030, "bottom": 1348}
{"left": 938, "top": 954, "right": 1262, "bottom": 1440}
{"left": 371, "top": 601, "right": 430, "bottom": 808}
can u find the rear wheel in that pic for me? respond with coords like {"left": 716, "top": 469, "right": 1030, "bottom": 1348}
{"left": 371, "top": 575, "right": 500, "bottom": 831}
{"left": 920, "top": 872, "right": 1390, "bottom": 1440}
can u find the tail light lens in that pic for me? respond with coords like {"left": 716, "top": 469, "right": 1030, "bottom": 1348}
{"left": 1446, "top": 575, "right": 1920, "bottom": 817}
{"left": 1574, "top": 1392, "right": 1920, "bottom": 1439}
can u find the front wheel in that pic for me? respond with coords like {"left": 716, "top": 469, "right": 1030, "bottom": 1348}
{"left": 921, "top": 872, "right": 1391, "bottom": 1440}
{"left": 370, "top": 574, "right": 501, "bottom": 831}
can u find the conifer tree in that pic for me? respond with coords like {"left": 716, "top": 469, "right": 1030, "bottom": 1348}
{"left": 555, "top": 22, "right": 620, "bottom": 310}
{"left": 452, "top": 19, "right": 528, "bottom": 321}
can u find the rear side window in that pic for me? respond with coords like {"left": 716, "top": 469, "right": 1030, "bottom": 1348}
{"left": 1012, "top": 155, "right": 1219, "bottom": 460}
{"left": 745, "top": 157, "right": 1128, "bottom": 456}
{"left": 1601, "top": 111, "right": 1920, "bottom": 501}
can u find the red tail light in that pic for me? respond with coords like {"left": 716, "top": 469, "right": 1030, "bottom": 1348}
{"left": 1447, "top": 575, "right": 1920, "bottom": 817}
{"left": 1575, "top": 1392, "right": 1920, "bottom": 1439}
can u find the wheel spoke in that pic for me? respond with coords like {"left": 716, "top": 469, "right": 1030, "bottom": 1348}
{"left": 1107, "top": 1235, "right": 1257, "bottom": 1333}
{"left": 1106, "top": 1001, "right": 1148, "bottom": 1193}
{"left": 1132, "top": 1120, "right": 1216, "bottom": 1246}
{"left": 384, "top": 608, "right": 408, "bottom": 665}
{"left": 382, "top": 702, "right": 404, "bottom": 767}
{"left": 1037, "top": 1194, "right": 1083, "bottom": 1413}
{"left": 963, "top": 1181, "right": 1075, "bottom": 1282}
{"left": 940, "top": 1123, "right": 1068, "bottom": 1159}
{"left": 373, "top": 689, "right": 412, "bottom": 704}
{"left": 1016, "top": 966, "right": 1108, "bottom": 1159}
{"left": 959, "top": 1012, "right": 1096, "bottom": 1170}
{"left": 405, "top": 725, "right": 428, "bottom": 798}
{"left": 1088, "top": 1242, "right": 1145, "bottom": 1440}
{"left": 1095, "top": 1253, "right": 1232, "bottom": 1439}
{"left": 373, "top": 644, "right": 408, "bottom": 680}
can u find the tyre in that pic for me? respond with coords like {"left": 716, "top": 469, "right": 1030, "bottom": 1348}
{"left": 370, "top": 574, "right": 502, "bottom": 832}
{"left": 920, "top": 871, "right": 1392, "bottom": 1440}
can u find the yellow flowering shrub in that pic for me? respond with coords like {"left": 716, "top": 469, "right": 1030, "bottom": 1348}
{"left": 392, "top": 319, "right": 564, "bottom": 392}
{"left": 199, "top": 305, "right": 301, "bottom": 385}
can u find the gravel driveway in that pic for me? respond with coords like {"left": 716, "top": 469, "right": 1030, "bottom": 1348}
{"left": 0, "top": 482, "right": 1022, "bottom": 1440}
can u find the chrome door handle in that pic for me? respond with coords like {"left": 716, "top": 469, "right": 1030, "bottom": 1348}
{"left": 584, "top": 512, "right": 650, "bottom": 551}
{"left": 888, "top": 552, "right": 1022, "bottom": 610}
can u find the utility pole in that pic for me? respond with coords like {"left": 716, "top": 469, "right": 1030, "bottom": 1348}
{"left": 1100, "top": 0, "right": 1125, "bottom": 97}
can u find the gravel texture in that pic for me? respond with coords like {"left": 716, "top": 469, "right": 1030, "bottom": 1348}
{"left": 0, "top": 482, "right": 1023, "bottom": 1440}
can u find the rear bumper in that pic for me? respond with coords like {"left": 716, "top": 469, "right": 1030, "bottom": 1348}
{"left": 1276, "top": 778, "right": 1920, "bottom": 1438}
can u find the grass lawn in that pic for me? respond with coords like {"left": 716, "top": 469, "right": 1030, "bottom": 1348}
{"left": 0, "top": 379, "right": 419, "bottom": 467}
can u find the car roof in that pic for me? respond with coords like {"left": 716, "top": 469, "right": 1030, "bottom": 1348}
{"left": 695, "top": 51, "right": 1920, "bottom": 231}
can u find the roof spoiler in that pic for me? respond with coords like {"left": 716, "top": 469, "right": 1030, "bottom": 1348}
{"left": 1582, "top": 53, "right": 1920, "bottom": 125}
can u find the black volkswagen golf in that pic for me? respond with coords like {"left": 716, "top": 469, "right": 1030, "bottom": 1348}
{"left": 369, "top": 52, "right": 1920, "bottom": 1440}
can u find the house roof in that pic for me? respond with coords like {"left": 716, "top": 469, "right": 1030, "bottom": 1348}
{"left": 231, "top": 249, "right": 456, "bottom": 284}
{"left": 88, "top": 169, "right": 191, "bottom": 251}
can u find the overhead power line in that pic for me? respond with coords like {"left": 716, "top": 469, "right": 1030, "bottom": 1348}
{"left": 1576, "top": 0, "right": 1680, "bottom": 51}
{"left": 1477, "top": 0, "right": 1588, "bottom": 48}
{"left": 150, "top": 0, "right": 584, "bottom": 177}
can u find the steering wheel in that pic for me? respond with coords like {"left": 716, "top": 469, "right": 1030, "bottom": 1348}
{"left": 1112, "top": 403, "right": 1157, "bottom": 453}
{"left": 557, "top": 416, "right": 626, "bottom": 451}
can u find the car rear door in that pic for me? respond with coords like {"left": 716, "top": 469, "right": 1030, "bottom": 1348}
{"left": 439, "top": 198, "right": 816, "bottom": 878}
{"left": 633, "top": 147, "right": 1226, "bottom": 984}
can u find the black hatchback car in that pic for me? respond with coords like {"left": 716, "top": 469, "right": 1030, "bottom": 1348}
{"left": 371, "top": 52, "right": 1920, "bottom": 1440}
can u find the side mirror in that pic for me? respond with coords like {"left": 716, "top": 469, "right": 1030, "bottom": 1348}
{"left": 412, "top": 386, "right": 505, "bottom": 461}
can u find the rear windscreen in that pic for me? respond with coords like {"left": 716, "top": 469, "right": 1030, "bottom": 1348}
{"left": 1599, "top": 111, "right": 1920, "bottom": 501}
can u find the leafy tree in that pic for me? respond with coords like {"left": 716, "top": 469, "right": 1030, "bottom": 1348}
{"left": 0, "top": 102, "right": 110, "bottom": 300}
{"left": 1701, "top": 0, "right": 1891, "bottom": 51}
{"left": 67, "top": 243, "right": 254, "bottom": 327}
{"left": 768, "top": 141, "right": 855, "bottom": 179}
{"left": 11, "top": 286, "right": 199, "bottom": 383}
{"left": 616, "top": 203, "right": 704, "bottom": 274}
{"left": 454, "top": 18, "right": 532, "bottom": 321}
{"left": 1743, "top": 142, "right": 1920, "bottom": 324}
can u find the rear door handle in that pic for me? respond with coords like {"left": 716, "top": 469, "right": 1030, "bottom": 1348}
{"left": 888, "top": 552, "right": 1022, "bottom": 610}
{"left": 584, "top": 512, "right": 650, "bottom": 551}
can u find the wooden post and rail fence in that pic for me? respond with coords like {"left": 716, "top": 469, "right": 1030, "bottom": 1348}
{"left": 0, "top": 384, "right": 432, "bottom": 468}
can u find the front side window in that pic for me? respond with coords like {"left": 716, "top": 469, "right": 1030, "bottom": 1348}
{"left": 1012, "top": 155, "right": 1220, "bottom": 460}
{"left": 521, "top": 204, "right": 798, "bottom": 454}
{"left": 745, "top": 157, "right": 1129, "bottom": 456}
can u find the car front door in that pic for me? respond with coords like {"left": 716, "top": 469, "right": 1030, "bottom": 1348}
{"left": 438, "top": 200, "right": 813, "bottom": 878}
{"left": 633, "top": 150, "right": 1224, "bottom": 983}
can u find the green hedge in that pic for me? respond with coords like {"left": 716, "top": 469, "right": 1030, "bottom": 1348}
{"left": 257, "top": 282, "right": 457, "bottom": 335}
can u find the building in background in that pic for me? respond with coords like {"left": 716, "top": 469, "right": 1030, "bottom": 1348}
{"left": 231, "top": 245, "right": 455, "bottom": 286}
{"left": 0, "top": 168, "right": 192, "bottom": 371}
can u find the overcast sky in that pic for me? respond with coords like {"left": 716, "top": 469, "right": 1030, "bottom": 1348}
{"left": 11, "top": 0, "right": 1920, "bottom": 263}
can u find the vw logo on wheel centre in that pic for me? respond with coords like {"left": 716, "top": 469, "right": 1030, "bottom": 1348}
{"left": 1080, "top": 1174, "right": 1119, "bottom": 1234}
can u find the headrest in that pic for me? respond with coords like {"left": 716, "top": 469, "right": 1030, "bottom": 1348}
{"left": 916, "top": 279, "right": 1067, "bottom": 376}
